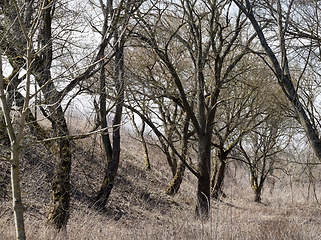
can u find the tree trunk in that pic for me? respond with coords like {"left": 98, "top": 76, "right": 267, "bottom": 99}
{"left": 195, "top": 136, "right": 211, "bottom": 219}
{"left": 95, "top": 34, "right": 124, "bottom": 208}
{"left": 210, "top": 151, "right": 218, "bottom": 197}
{"left": 165, "top": 160, "right": 185, "bottom": 195}
{"left": 166, "top": 115, "right": 189, "bottom": 195}
{"left": 250, "top": 168, "right": 262, "bottom": 203}
{"left": 165, "top": 146, "right": 177, "bottom": 177}
{"left": 100, "top": 59, "right": 113, "bottom": 164}
{"left": 46, "top": 105, "right": 72, "bottom": 229}
{"left": 46, "top": 112, "right": 72, "bottom": 229}
{"left": 33, "top": 0, "right": 73, "bottom": 230}
{"left": 11, "top": 144, "right": 26, "bottom": 240}
{"left": 196, "top": 174, "right": 211, "bottom": 219}
{"left": 132, "top": 116, "right": 151, "bottom": 170}
{"left": 212, "top": 158, "right": 226, "bottom": 200}
{"left": 99, "top": 2, "right": 113, "bottom": 164}
{"left": 142, "top": 134, "right": 151, "bottom": 170}
{"left": 254, "top": 188, "right": 262, "bottom": 203}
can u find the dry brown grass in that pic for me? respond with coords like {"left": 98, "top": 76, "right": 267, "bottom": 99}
{"left": 1, "top": 128, "right": 321, "bottom": 239}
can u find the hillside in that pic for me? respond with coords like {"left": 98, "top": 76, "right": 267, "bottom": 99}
{"left": 1, "top": 130, "right": 321, "bottom": 239}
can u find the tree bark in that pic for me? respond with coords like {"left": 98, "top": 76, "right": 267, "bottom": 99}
{"left": 46, "top": 109, "right": 72, "bottom": 229}
{"left": 196, "top": 174, "right": 211, "bottom": 219}
{"left": 10, "top": 144, "right": 26, "bottom": 240}
{"left": 211, "top": 159, "right": 226, "bottom": 199}
{"left": 254, "top": 188, "right": 262, "bottom": 203}
{"left": 100, "top": 59, "right": 113, "bottom": 164}
{"left": 166, "top": 160, "right": 185, "bottom": 195}
{"left": 95, "top": 34, "right": 124, "bottom": 208}
{"left": 195, "top": 136, "right": 211, "bottom": 219}
{"left": 140, "top": 122, "right": 151, "bottom": 170}
{"left": 166, "top": 115, "right": 189, "bottom": 195}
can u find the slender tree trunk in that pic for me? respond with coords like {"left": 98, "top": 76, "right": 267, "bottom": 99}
{"left": 95, "top": 34, "right": 124, "bottom": 208}
{"left": 166, "top": 115, "right": 189, "bottom": 195}
{"left": 210, "top": 151, "right": 218, "bottom": 197}
{"left": 99, "top": 0, "right": 113, "bottom": 164}
{"left": 132, "top": 116, "right": 151, "bottom": 170}
{"left": 141, "top": 122, "right": 151, "bottom": 170}
{"left": 11, "top": 144, "right": 26, "bottom": 240}
{"left": 165, "top": 146, "right": 177, "bottom": 177}
{"left": 1, "top": 39, "right": 30, "bottom": 240}
{"left": 99, "top": 59, "right": 113, "bottom": 164}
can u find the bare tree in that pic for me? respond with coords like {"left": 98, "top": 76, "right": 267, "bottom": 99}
{"left": 235, "top": 112, "right": 292, "bottom": 202}
{"left": 232, "top": 0, "right": 321, "bottom": 162}
{"left": 0, "top": 0, "right": 136, "bottom": 229}
{"left": 94, "top": 0, "right": 145, "bottom": 208}
{"left": 0, "top": 0, "right": 44, "bottom": 238}
{"left": 131, "top": 0, "right": 256, "bottom": 218}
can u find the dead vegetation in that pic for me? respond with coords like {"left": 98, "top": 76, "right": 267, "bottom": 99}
{"left": 1, "top": 128, "right": 321, "bottom": 240}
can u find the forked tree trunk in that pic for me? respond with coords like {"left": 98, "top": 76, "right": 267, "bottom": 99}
{"left": 95, "top": 35, "right": 124, "bottom": 208}
{"left": 165, "top": 116, "right": 189, "bottom": 195}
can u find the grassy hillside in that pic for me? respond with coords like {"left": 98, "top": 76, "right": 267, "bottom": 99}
{"left": 1, "top": 128, "right": 321, "bottom": 239}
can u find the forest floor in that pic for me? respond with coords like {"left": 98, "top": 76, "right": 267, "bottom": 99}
{"left": 1, "top": 130, "right": 321, "bottom": 239}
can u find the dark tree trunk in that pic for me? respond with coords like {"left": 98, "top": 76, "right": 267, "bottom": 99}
{"left": 195, "top": 136, "right": 211, "bottom": 219}
{"left": 95, "top": 35, "right": 124, "bottom": 208}
{"left": 254, "top": 188, "right": 262, "bottom": 203}
{"left": 33, "top": 1, "right": 73, "bottom": 230}
{"left": 211, "top": 154, "right": 227, "bottom": 200}
{"left": 98, "top": 0, "right": 113, "bottom": 165}
{"left": 196, "top": 173, "right": 211, "bottom": 219}
{"left": 99, "top": 59, "right": 113, "bottom": 164}
{"left": 46, "top": 108, "right": 72, "bottom": 230}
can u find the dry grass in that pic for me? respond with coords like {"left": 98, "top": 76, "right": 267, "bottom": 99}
{"left": 1, "top": 129, "right": 321, "bottom": 239}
